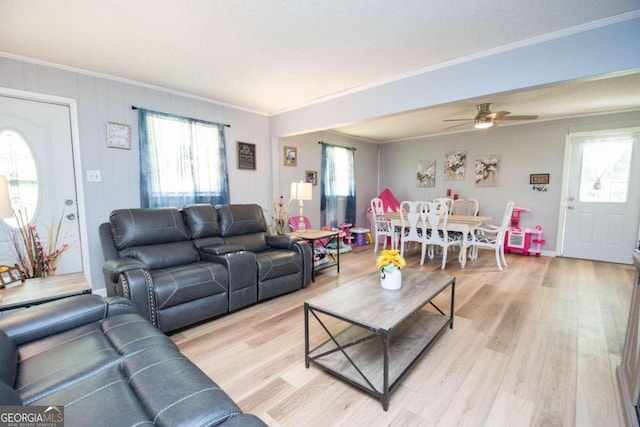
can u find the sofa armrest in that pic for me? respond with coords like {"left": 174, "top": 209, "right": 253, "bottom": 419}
{"left": 0, "top": 294, "right": 131, "bottom": 346}
{"left": 266, "top": 234, "right": 302, "bottom": 250}
{"left": 117, "top": 269, "right": 160, "bottom": 328}
{"left": 201, "top": 244, "right": 245, "bottom": 255}
{"left": 103, "top": 257, "right": 149, "bottom": 284}
{"left": 265, "top": 236, "right": 312, "bottom": 286}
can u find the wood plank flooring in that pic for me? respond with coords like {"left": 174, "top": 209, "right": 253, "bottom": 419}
{"left": 170, "top": 245, "right": 635, "bottom": 426}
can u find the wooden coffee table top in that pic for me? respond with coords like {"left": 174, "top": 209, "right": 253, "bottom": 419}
{"left": 305, "top": 268, "right": 454, "bottom": 331}
{"left": 0, "top": 272, "right": 91, "bottom": 311}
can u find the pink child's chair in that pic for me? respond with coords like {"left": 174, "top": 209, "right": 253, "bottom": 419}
{"left": 288, "top": 216, "right": 312, "bottom": 232}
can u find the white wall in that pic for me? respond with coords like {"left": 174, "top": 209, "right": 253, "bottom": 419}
{"left": 270, "top": 15, "right": 640, "bottom": 138}
{"left": 279, "top": 131, "right": 379, "bottom": 230}
{"left": 0, "top": 56, "right": 271, "bottom": 291}
{"left": 379, "top": 111, "right": 640, "bottom": 254}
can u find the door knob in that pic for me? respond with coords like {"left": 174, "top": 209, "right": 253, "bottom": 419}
{"left": 567, "top": 206, "right": 574, "bottom": 210}
{"left": 66, "top": 213, "right": 76, "bottom": 220}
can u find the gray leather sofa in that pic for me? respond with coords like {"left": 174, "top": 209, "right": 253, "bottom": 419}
{"left": 0, "top": 294, "right": 265, "bottom": 426}
{"left": 99, "top": 203, "right": 312, "bottom": 333}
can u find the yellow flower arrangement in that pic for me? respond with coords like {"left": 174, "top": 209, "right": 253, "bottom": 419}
{"left": 375, "top": 249, "right": 406, "bottom": 274}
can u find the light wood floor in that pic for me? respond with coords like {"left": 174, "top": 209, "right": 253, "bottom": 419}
{"left": 171, "top": 245, "right": 635, "bottom": 427}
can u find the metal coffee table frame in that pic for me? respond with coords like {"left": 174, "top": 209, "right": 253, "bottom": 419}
{"left": 304, "top": 270, "right": 455, "bottom": 410}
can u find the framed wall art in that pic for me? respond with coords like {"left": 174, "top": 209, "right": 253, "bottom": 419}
{"left": 417, "top": 160, "right": 436, "bottom": 187}
{"left": 530, "top": 173, "right": 550, "bottom": 185}
{"left": 475, "top": 155, "right": 500, "bottom": 187}
{"left": 237, "top": 141, "right": 256, "bottom": 170}
{"left": 306, "top": 170, "right": 318, "bottom": 186}
{"left": 106, "top": 122, "right": 131, "bottom": 149}
{"left": 444, "top": 150, "right": 466, "bottom": 181}
{"left": 284, "top": 146, "right": 297, "bottom": 166}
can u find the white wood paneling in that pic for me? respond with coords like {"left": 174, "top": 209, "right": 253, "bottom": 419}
{"left": 0, "top": 56, "right": 271, "bottom": 290}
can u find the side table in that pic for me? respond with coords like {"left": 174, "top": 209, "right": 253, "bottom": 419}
{"left": 0, "top": 272, "right": 92, "bottom": 312}
{"left": 289, "top": 229, "right": 340, "bottom": 281}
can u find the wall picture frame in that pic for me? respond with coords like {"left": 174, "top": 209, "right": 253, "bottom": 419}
{"left": 530, "top": 173, "right": 550, "bottom": 185}
{"left": 106, "top": 122, "right": 131, "bottom": 150}
{"left": 284, "top": 146, "right": 297, "bottom": 166}
{"left": 306, "top": 170, "right": 318, "bottom": 186}
{"left": 237, "top": 141, "right": 256, "bottom": 170}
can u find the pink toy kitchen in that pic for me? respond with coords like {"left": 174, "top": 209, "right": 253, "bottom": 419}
{"left": 504, "top": 207, "right": 546, "bottom": 257}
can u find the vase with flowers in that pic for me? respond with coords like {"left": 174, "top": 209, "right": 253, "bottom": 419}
{"left": 375, "top": 249, "right": 406, "bottom": 290}
{"left": 11, "top": 208, "right": 69, "bottom": 278}
{"left": 270, "top": 195, "right": 292, "bottom": 235}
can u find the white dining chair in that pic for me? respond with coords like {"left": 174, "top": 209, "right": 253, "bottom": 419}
{"left": 452, "top": 199, "right": 479, "bottom": 216}
{"left": 421, "top": 200, "right": 461, "bottom": 269}
{"left": 399, "top": 201, "right": 424, "bottom": 257}
{"left": 370, "top": 197, "right": 395, "bottom": 252}
{"left": 433, "top": 197, "right": 454, "bottom": 213}
{"left": 466, "top": 201, "right": 515, "bottom": 271}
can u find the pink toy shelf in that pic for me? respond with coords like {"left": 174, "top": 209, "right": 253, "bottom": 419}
{"left": 504, "top": 207, "right": 546, "bottom": 257}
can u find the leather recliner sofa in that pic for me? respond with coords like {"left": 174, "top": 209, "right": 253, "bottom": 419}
{"left": 99, "top": 203, "right": 312, "bottom": 333}
{"left": 0, "top": 294, "right": 266, "bottom": 426}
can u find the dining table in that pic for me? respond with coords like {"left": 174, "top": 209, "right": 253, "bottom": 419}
{"left": 381, "top": 212, "right": 491, "bottom": 268}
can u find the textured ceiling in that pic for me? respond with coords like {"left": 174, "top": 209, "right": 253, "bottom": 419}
{"left": 1, "top": 1, "right": 639, "bottom": 140}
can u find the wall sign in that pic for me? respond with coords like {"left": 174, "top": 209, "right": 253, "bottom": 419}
{"left": 237, "top": 141, "right": 256, "bottom": 170}
{"left": 106, "top": 122, "right": 131, "bottom": 149}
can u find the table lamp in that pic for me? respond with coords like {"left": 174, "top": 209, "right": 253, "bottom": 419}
{"left": 290, "top": 181, "right": 312, "bottom": 231}
{"left": 0, "top": 175, "right": 14, "bottom": 219}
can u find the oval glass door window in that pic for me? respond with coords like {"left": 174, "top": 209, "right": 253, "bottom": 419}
{"left": 0, "top": 129, "right": 39, "bottom": 226}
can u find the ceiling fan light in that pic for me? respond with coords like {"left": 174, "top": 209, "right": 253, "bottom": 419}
{"left": 474, "top": 117, "right": 494, "bottom": 129}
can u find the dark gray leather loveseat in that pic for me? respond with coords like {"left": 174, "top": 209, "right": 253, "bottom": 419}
{"left": 99, "top": 203, "right": 312, "bottom": 333}
{"left": 0, "top": 294, "right": 265, "bottom": 426}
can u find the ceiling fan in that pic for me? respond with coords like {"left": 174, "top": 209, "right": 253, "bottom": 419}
{"left": 443, "top": 103, "right": 538, "bottom": 130}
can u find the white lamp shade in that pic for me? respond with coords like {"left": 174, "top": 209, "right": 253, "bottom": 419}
{"left": 290, "top": 181, "right": 312, "bottom": 201}
{"left": 0, "top": 175, "right": 14, "bottom": 218}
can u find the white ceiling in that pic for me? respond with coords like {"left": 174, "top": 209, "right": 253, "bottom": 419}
{"left": 1, "top": 0, "right": 639, "bottom": 141}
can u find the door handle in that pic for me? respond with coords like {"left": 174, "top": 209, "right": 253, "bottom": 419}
{"left": 66, "top": 213, "right": 76, "bottom": 220}
{"left": 567, "top": 206, "right": 574, "bottom": 210}
{"left": 568, "top": 197, "right": 575, "bottom": 202}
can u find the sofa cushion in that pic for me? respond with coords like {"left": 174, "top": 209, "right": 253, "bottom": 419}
{"left": 30, "top": 346, "right": 245, "bottom": 427}
{"left": 151, "top": 262, "right": 229, "bottom": 309}
{"left": 217, "top": 204, "right": 268, "bottom": 237}
{"left": 0, "top": 382, "right": 21, "bottom": 405}
{"left": 0, "top": 330, "right": 18, "bottom": 387}
{"left": 183, "top": 204, "right": 221, "bottom": 238}
{"left": 255, "top": 250, "right": 302, "bottom": 282}
{"left": 110, "top": 208, "right": 190, "bottom": 249}
{"left": 15, "top": 314, "right": 175, "bottom": 405}
{"left": 119, "top": 240, "right": 199, "bottom": 269}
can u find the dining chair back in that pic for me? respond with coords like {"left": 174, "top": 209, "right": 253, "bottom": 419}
{"left": 370, "top": 197, "right": 395, "bottom": 252}
{"left": 452, "top": 199, "right": 479, "bottom": 216}
{"left": 421, "top": 200, "right": 461, "bottom": 268}
{"left": 433, "top": 197, "right": 454, "bottom": 213}
{"left": 399, "top": 201, "right": 424, "bottom": 257}
{"left": 467, "top": 201, "right": 515, "bottom": 271}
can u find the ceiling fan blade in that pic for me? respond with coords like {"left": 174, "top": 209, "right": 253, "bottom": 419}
{"left": 498, "top": 115, "right": 538, "bottom": 121}
{"left": 443, "top": 118, "right": 474, "bottom": 122}
{"left": 443, "top": 121, "right": 474, "bottom": 130}
{"left": 485, "top": 111, "right": 510, "bottom": 120}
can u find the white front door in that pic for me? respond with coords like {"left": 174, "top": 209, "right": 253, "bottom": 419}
{"left": 561, "top": 129, "right": 640, "bottom": 264}
{"left": 0, "top": 95, "right": 83, "bottom": 275}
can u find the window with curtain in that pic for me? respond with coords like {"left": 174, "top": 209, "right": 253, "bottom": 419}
{"left": 138, "top": 109, "right": 229, "bottom": 208}
{"left": 320, "top": 143, "right": 356, "bottom": 227}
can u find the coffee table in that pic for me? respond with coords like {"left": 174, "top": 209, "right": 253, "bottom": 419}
{"left": 304, "top": 268, "right": 455, "bottom": 410}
